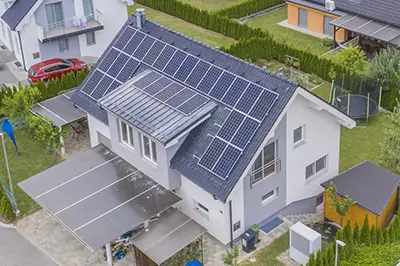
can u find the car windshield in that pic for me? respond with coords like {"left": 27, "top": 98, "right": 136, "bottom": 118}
{"left": 62, "top": 59, "right": 73, "bottom": 65}
{"left": 28, "top": 68, "right": 37, "bottom": 75}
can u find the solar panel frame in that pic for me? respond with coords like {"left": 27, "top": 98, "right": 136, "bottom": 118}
{"left": 123, "top": 31, "right": 146, "bottom": 55}
{"left": 132, "top": 36, "right": 156, "bottom": 60}
{"left": 174, "top": 56, "right": 199, "bottom": 82}
{"left": 165, "top": 88, "right": 196, "bottom": 108}
{"left": 143, "top": 77, "right": 174, "bottom": 95}
{"left": 212, "top": 145, "right": 242, "bottom": 179}
{"left": 217, "top": 111, "right": 246, "bottom": 142}
{"left": 142, "top": 41, "right": 166, "bottom": 65}
{"left": 248, "top": 90, "right": 278, "bottom": 121}
{"left": 209, "top": 72, "right": 236, "bottom": 100}
{"left": 230, "top": 117, "right": 260, "bottom": 150}
{"left": 154, "top": 83, "right": 185, "bottom": 102}
{"left": 152, "top": 46, "right": 177, "bottom": 71}
{"left": 163, "top": 51, "right": 188, "bottom": 76}
{"left": 198, "top": 138, "right": 227, "bottom": 170}
{"left": 235, "top": 84, "right": 263, "bottom": 114}
{"left": 116, "top": 58, "right": 140, "bottom": 83}
{"left": 90, "top": 75, "right": 114, "bottom": 100}
{"left": 196, "top": 66, "right": 223, "bottom": 94}
{"left": 177, "top": 94, "right": 210, "bottom": 115}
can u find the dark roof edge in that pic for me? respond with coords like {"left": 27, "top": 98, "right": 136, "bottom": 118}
{"left": 2, "top": 0, "right": 37, "bottom": 30}
{"left": 285, "top": 0, "right": 344, "bottom": 16}
{"left": 320, "top": 160, "right": 369, "bottom": 188}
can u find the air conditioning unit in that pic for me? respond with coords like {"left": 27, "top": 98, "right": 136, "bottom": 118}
{"left": 325, "top": 0, "right": 335, "bottom": 11}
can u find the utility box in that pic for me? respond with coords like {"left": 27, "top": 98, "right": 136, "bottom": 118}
{"left": 290, "top": 222, "right": 321, "bottom": 265}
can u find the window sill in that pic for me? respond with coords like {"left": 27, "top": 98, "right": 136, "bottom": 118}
{"left": 251, "top": 172, "right": 277, "bottom": 188}
{"left": 305, "top": 169, "right": 328, "bottom": 185}
{"left": 262, "top": 196, "right": 278, "bottom": 207}
{"left": 143, "top": 156, "right": 158, "bottom": 168}
{"left": 194, "top": 208, "right": 209, "bottom": 220}
{"left": 121, "top": 142, "right": 135, "bottom": 152}
{"left": 293, "top": 140, "right": 306, "bottom": 149}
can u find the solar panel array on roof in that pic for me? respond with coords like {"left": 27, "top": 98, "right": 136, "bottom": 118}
{"left": 81, "top": 25, "right": 279, "bottom": 180}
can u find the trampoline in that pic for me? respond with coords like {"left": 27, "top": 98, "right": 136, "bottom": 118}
{"left": 334, "top": 94, "right": 379, "bottom": 119}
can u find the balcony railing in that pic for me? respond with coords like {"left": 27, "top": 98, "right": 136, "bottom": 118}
{"left": 37, "top": 9, "right": 104, "bottom": 42}
{"left": 250, "top": 158, "right": 281, "bottom": 186}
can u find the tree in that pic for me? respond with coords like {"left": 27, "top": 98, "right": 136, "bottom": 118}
{"left": 327, "top": 182, "right": 356, "bottom": 227}
{"left": 383, "top": 229, "right": 390, "bottom": 244}
{"left": 360, "top": 214, "right": 371, "bottom": 245}
{"left": 353, "top": 222, "right": 360, "bottom": 244}
{"left": 370, "top": 225, "right": 377, "bottom": 245}
{"left": 326, "top": 243, "right": 335, "bottom": 266}
{"left": 389, "top": 225, "right": 396, "bottom": 242}
{"left": 307, "top": 252, "right": 316, "bottom": 266}
{"left": 222, "top": 246, "right": 239, "bottom": 266}
{"left": 369, "top": 48, "right": 400, "bottom": 92}
{"left": 334, "top": 44, "right": 368, "bottom": 75}
{"left": 315, "top": 250, "right": 324, "bottom": 266}
{"left": 377, "top": 228, "right": 384, "bottom": 245}
{"left": 378, "top": 100, "right": 400, "bottom": 174}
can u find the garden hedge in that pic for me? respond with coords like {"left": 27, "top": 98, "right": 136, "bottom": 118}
{"left": 215, "top": 0, "right": 284, "bottom": 19}
{"left": 0, "top": 187, "right": 15, "bottom": 221}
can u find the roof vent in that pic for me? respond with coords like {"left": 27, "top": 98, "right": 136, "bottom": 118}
{"left": 325, "top": 0, "right": 335, "bottom": 11}
{"left": 136, "top": 8, "right": 146, "bottom": 29}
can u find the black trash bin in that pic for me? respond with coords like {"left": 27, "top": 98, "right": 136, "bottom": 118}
{"left": 241, "top": 229, "right": 256, "bottom": 253}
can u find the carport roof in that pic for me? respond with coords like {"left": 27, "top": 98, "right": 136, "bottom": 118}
{"left": 18, "top": 144, "right": 181, "bottom": 251}
{"left": 31, "top": 90, "right": 86, "bottom": 127}
{"left": 331, "top": 14, "right": 400, "bottom": 44}
{"left": 131, "top": 209, "right": 206, "bottom": 265}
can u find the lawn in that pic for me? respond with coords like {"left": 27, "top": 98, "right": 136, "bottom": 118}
{"left": 240, "top": 232, "right": 289, "bottom": 266}
{"left": 181, "top": 0, "right": 245, "bottom": 11}
{"left": 0, "top": 130, "right": 59, "bottom": 217}
{"left": 245, "top": 7, "right": 330, "bottom": 55}
{"left": 128, "top": 4, "right": 236, "bottom": 48}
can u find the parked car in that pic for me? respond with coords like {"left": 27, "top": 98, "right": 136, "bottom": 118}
{"left": 28, "top": 58, "right": 88, "bottom": 84}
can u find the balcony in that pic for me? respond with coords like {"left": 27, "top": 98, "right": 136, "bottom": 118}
{"left": 37, "top": 10, "right": 104, "bottom": 43}
{"left": 250, "top": 158, "right": 282, "bottom": 187}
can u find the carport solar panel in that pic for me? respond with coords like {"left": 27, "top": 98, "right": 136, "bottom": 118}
{"left": 373, "top": 26, "right": 400, "bottom": 42}
{"left": 38, "top": 94, "right": 84, "bottom": 124}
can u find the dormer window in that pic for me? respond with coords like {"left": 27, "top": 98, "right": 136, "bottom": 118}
{"left": 141, "top": 134, "right": 157, "bottom": 164}
{"left": 119, "top": 120, "right": 134, "bottom": 149}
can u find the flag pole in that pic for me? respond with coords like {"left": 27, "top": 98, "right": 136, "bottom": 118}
{"left": 1, "top": 132, "right": 19, "bottom": 214}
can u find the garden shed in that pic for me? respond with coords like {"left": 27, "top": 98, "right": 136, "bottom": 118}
{"left": 321, "top": 161, "right": 400, "bottom": 229}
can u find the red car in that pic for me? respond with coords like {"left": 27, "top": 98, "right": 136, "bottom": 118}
{"left": 28, "top": 58, "right": 88, "bottom": 84}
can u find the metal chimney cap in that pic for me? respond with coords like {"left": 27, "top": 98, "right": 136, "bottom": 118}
{"left": 136, "top": 8, "right": 145, "bottom": 13}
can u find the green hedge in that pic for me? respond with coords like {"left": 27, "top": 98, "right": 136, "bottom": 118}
{"left": 215, "top": 0, "right": 284, "bottom": 19}
{"left": 136, "top": 0, "right": 270, "bottom": 40}
{"left": 341, "top": 243, "right": 400, "bottom": 266}
{"left": 0, "top": 187, "right": 15, "bottom": 221}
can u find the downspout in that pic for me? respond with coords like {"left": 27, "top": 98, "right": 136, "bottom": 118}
{"left": 17, "top": 31, "right": 27, "bottom": 71}
{"left": 229, "top": 200, "right": 234, "bottom": 248}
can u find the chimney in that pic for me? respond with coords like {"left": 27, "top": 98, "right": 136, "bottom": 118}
{"left": 136, "top": 8, "right": 146, "bottom": 29}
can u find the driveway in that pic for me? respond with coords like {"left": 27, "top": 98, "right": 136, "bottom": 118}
{"left": 0, "top": 226, "right": 58, "bottom": 266}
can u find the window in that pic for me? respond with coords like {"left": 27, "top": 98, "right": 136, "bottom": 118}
{"left": 46, "top": 2, "right": 64, "bottom": 29}
{"left": 58, "top": 38, "right": 69, "bottom": 52}
{"left": 43, "top": 66, "right": 58, "bottom": 73}
{"left": 298, "top": 8, "right": 308, "bottom": 28}
{"left": 119, "top": 120, "right": 134, "bottom": 149}
{"left": 83, "top": 0, "right": 94, "bottom": 18}
{"left": 316, "top": 193, "right": 324, "bottom": 207}
{"left": 324, "top": 16, "right": 333, "bottom": 36}
{"left": 293, "top": 125, "right": 305, "bottom": 146}
{"left": 194, "top": 199, "right": 209, "bottom": 219}
{"left": 251, "top": 141, "right": 278, "bottom": 184}
{"left": 141, "top": 134, "right": 157, "bottom": 163}
{"left": 262, "top": 188, "right": 278, "bottom": 206}
{"left": 86, "top": 32, "right": 96, "bottom": 46}
{"left": 305, "top": 155, "right": 328, "bottom": 181}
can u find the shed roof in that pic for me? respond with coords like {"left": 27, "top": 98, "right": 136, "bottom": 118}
{"left": 321, "top": 161, "right": 400, "bottom": 216}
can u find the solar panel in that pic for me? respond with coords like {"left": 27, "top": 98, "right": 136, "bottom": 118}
{"left": 154, "top": 83, "right": 184, "bottom": 102}
{"left": 174, "top": 56, "right": 199, "bottom": 82}
{"left": 177, "top": 94, "right": 209, "bottom": 115}
{"left": 209, "top": 72, "right": 235, "bottom": 100}
{"left": 198, "top": 138, "right": 227, "bottom": 170}
{"left": 249, "top": 90, "right": 278, "bottom": 121}
{"left": 212, "top": 145, "right": 241, "bottom": 178}
{"left": 106, "top": 80, "right": 123, "bottom": 95}
{"left": 132, "top": 72, "right": 162, "bottom": 89}
{"left": 82, "top": 70, "right": 103, "bottom": 95}
{"left": 231, "top": 117, "right": 259, "bottom": 149}
{"left": 98, "top": 49, "right": 119, "bottom": 72}
{"left": 91, "top": 75, "right": 113, "bottom": 100}
{"left": 235, "top": 84, "right": 263, "bottom": 114}
{"left": 153, "top": 46, "right": 177, "bottom": 70}
{"left": 123, "top": 31, "right": 145, "bottom": 55}
{"left": 133, "top": 36, "right": 155, "bottom": 60}
{"left": 108, "top": 53, "right": 130, "bottom": 77}
{"left": 143, "top": 77, "right": 173, "bottom": 95}
{"left": 197, "top": 66, "right": 223, "bottom": 94}
{"left": 221, "top": 78, "right": 249, "bottom": 107}
{"left": 217, "top": 111, "right": 245, "bottom": 142}
{"left": 114, "top": 27, "right": 136, "bottom": 50}
{"left": 164, "top": 50, "right": 187, "bottom": 76}
{"left": 165, "top": 88, "right": 196, "bottom": 108}
{"left": 143, "top": 41, "right": 166, "bottom": 65}
{"left": 186, "top": 61, "right": 211, "bottom": 88}
{"left": 116, "top": 58, "right": 140, "bottom": 83}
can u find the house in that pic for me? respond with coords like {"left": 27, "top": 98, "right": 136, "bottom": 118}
{"left": 0, "top": 0, "right": 134, "bottom": 71}
{"left": 69, "top": 9, "right": 356, "bottom": 246}
{"left": 321, "top": 161, "right": 400, "bottom": 229}
{"left": 286, "top": 0, "right": 400, "bottom": 48}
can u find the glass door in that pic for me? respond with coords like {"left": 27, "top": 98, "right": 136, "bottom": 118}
{"left": 46, "top": 2, "right": 64, "bottom": 29}
{"left": 83, "top": 0, "right": 94, "bottom": 19}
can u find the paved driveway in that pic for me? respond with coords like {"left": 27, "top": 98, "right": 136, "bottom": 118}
{"left": 0, "top": 226, "right": 57, "bottom": 266}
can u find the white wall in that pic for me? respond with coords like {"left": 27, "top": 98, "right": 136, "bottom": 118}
{"left": 88, "top": 114, "right": 110, "bottom": 147}
{"left": 176, "top": 176, "right": 232, "bottom": 245}
{"left": 19, "top": 16, "right": 41, "bottom": 69}
{"left": 286, "top": 94, "right": 341, "bottom": 205}
{"left": 230, "top": 178, "right": 245, "bottom": 240}
{"left": 78, "top": 0, "right": 129, "bottom": 58}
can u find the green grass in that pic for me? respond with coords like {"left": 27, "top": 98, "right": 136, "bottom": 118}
{"left": 181, "top": 0, "right": 245, "bottom": 11}
{"left": 128, "top": 4, "right": 236, "bottom": 48}
{"left": 245, "top": 7, "right": 330, "bottom": 55}
{"left": 312, "top": 82, "right": 332, "bottom": 101}
{"left": 0, "top": 131, "right": 59, "bottom": 217}
{"left": 240, "top": 232, "right": 289, "bottom": 266}
{"left": 256, "top": 59, "right": 286, "bottom": 72}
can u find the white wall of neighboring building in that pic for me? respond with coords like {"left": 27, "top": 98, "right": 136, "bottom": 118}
{"left": 19, "top": 16, "right": 42, "bottom": 69}
{"left": 87, "top": 114, "right": 111, "bottom": 148}
{"left": 285, "top": 94, "right": 341, "bottom": 205}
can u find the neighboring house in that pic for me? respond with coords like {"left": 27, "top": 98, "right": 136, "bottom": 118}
{"left": 321, "top": 161, "right": 400, "bottom": 229}
{"left": 286, "top": 0, "right": 400, "bottom": 47}
{"left": 0, "top": 0, "right": 134, "bottom": 71}
{"left": 71, "top": 10, "right": 356, "bottom": 245}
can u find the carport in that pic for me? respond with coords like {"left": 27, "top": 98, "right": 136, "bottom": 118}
{"left": 30, "top": 89, "right": 86, "bottom": 156}
{"left": 18, "top": 144, "right": 183, "bottom": 265}
{"left": 331, "top": 14, "right": 400, "bottom": 48}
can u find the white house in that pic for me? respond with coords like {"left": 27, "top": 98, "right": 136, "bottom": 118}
{"left": 0, "top": 0, "right": 134, "bottom": 70}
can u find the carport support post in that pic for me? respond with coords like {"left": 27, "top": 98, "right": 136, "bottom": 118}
{"left": 106, "top": 242, "right": 113, "bottom": 265}
{"left": 59, "top": 126, "right": 65, "bottom": 156}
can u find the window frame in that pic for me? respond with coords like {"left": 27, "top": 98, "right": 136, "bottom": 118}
{"left": 141, "top": 133, "right": 157, "bottom": 164}
{"left": 86, "top": 32, "right": 96, "bottom": 46}
{"left": 251, "top": 141, "right": 278, "bottom": 185}
{"left": 58, "top": 38, "right": 69, "bottom": 52}
{"left": 293, "top": 125, "right": 305, "bottom": 147}
{"left": 193, "top": 199, "right": 209, "bottom": 220}
{"left": 262, "top": 188, "right": 279, "bottom": 206}
{"left": 119, "top": 120, "right": 134, "bottom": 149}
{"left": 305, "top": 155, "right": 328, "bottom": 181}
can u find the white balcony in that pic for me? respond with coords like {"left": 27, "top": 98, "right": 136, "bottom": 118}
{"left": 37, "top": 10, "right": 104, "bottom": 42}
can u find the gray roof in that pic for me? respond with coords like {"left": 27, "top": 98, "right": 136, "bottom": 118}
{"left": 1, "top": 0, "right": 37, "bottom": 30}
{"left": 321, "top": 161, "right": 400, "bottom": 216}
{"left": 291, "top": 0, "right": 400, "bottom": 28}
{"left": 99, "top": 70, "right": 217, "bottom": 145}
{"left": 72, "top": 16, "right": 299, "bottom": 201}
{"left": 287, "top": 0, "right": 346, "bottom": 16}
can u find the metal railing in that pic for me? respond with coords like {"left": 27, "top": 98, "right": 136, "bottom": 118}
{"left": 250, "top": 158, "right": 281, "bottom": 186}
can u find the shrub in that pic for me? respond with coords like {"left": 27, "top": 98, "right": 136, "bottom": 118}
{"left": 377, "top": 228, "right": 384, "bottom": 245}
{"left": 333, "top": 44, "right": 368, "bottom": 75}
{"left": 0, "top": 193, "right": 15, "bottom": 221}
{"left": 341, "top": 242, "right": 400, "bottom": 266}
{"left": 383, "top": 229, "right": 390, "bottom": 244}
{"left": 353, "top": 222, "right": 360, "bottom": 244}
{"left": 370, "top": 225, "right": 377, "bottom": 245}
{"left": 215, "top": 0, "right": 284, "bottom": 19}
{"left": 306, "top": 252, "right": 315, "bottom": 266}
{"left": 360, "top": 214, "right": 371, "bottom": 245}
{"left": 389, "top": 225, "right": 396, "bottom": 242}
